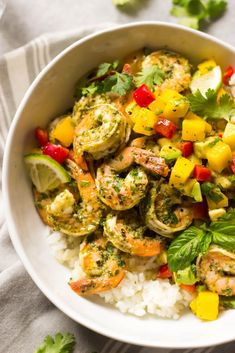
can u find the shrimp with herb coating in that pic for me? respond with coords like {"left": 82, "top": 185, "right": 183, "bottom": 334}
{"left": 69, "top": 233, "right": 125, "bottom": 295}
{"left": 104, "top": 210, "right": 163, "bottom": 256}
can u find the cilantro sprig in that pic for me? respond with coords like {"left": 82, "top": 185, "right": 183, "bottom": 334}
{"left": 168, "top": 209, "right": 235, "bottom": 272}
{"left": 75, "top": 60, "right": 134, "bottom": 98}
{"left": 171, "top": 0, "right": 228, "bottom": 30}
{"left": 134, "top": 65, "right": 166, "bottom": 91}
{"left": 188, "top": 88, "right": 235, "bottom": 121}
{"left": 34, "top": 333, "right": 75, "bottom": 353}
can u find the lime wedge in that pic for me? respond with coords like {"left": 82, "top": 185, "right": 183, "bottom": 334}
{"left": 190, "top": 66, "right": 222, "bottom": 97}
{"left": 24, "top": 153, "right": 71, "bottom": 193}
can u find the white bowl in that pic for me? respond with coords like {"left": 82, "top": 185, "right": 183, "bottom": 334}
{"left": 3, "top": 22, "right": 235, "bottom": 349}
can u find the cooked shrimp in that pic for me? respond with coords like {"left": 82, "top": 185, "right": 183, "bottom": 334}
{"left": 104, "top": 210, "right": 163, "bottom": 256}
{"left": 199, "top": 248, "right": 235, "bottom": 296}
{"left": 35, "top": 159, "right": 103, "bottom": 237}
{"left": 141, "top": 181, "right": 193, "bottom": 237}
{"left": 69, "top": 233, "right": 125, "bottom": 295}
{"left": 141, "top": 50, "right": 191, "bottom": 92}
{"left": 96, "top": 164, "right": 148, "bottom": 210}
{"left": 108, "top": 147, "right": 169, "bottom": 176}
{"left": 73, "top": 102, "right": 131, "bottom": 160}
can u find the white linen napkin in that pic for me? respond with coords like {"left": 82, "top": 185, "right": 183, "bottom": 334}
{"left": 1, "top": 25, "right": 235, "bottom": 353}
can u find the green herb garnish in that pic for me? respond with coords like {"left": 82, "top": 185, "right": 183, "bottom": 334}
{"left": 34, "top": 333, "right": 75, "bottom": 353}
{"left": 135, "top": 65, "right": 166, "bottom": 91}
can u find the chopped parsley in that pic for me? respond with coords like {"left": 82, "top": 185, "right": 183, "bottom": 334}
{"left": 34, "top": 333, "right": 75, "bottom": 353}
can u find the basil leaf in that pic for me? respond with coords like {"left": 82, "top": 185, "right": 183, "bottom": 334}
{"left": 167, "top": 226, "right": 211, "bottom": 272}
{"left": 210, "top": 209, "right": 235, "bottom": 251}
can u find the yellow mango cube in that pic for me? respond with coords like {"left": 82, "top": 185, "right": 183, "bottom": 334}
{"left": 157, "top": 138, "right": 174, "bottom": 148}
{"left": 169, "top": 157, "right": 195, "bottom": 189}
{"left": 133, "top": 108, "right": 158, "bottom": 136}
{"left": 160, "top": 89, "right": 182, "bottom": 103}
{"left": 198, "top": 59, "right": 217, "bottom": 74}
{"left": 149, "top": 98, "right": 166, "bottom": 115}
{"left": 223, "top": 122, "right": 235, "bottom": 150}
{"left": 190, "top": 291, "right": 219, "bottom": 321}
{"left": 162, "top": 98, "right": 189, "bottom": 122}
{"left": 125, "top": 102, "right": 141, "bottom": 124}
{"left": 206, "top": 193, "right": 228, "bottom": 210}
{"left": 206, "top": 141, "right": 232, "bottom": 172}
{"left": 182, "top": 119, "right": 206, "bottom": 141}
{"left": 51, "top": 116, "right": 75, "bottom": 147}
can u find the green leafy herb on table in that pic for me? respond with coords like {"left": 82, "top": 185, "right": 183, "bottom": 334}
{"left": 171, "top": 0, "right": 228, "bottom": 30}
{"left": 188, "top": 88, "right": 235, "bottom": 121}
{"left": 134, "top": 65, "right": 166, "bottom": 91}
{"left": 112, "top": 0, "right": 138, "bottom": 7}
{"left": 34, "top": 333, "right": 75, "bottom": 353}
{"left": 75, "top": 61, "right": 134, "bottom": 98}
{"left": 168, "top": 209, "right": 235, "bottom": 272}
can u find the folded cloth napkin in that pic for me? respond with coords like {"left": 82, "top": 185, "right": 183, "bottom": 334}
{"left": 1, "top": 26, "right": 235, "bottom": 353}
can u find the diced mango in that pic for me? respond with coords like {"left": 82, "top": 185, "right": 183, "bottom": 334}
{"left": 162, "top": 98, "right": 189, "bottom": 122}
{"left": 206, "top": 141, "right": 232, "bottom": 172}
{"left": 182, "top": 119, "right": 206, "bottom": 141}
{"left": 169, "top": 157, "right": 195, "bottom": 189}
{"left": 206, "top": 193, "right": 228, "bottom": 210}
{"left": 149, "top": 97, "right": 166, "bottom": 115}
{"left": 198, "top": 59, "right": 217, "bottom": 74}
{"left": 125, "top": 101, "right": 141, "bottom": 124}
{"left": 190, "top": 291, "right": 219, "bottom": 321}
{"left": 157, "top": 138, "right": 174, "bottom": 148}
{"left": 223, "top": 122, "right": 235, "bottom": 150}
{"left": 185, "top": 112, "right": 212, "bottom": 133}
{"left": 160, "top": 89, "right": 182, "bottom": 102}
{"left": 188, "top": 154, "right": 202, "bottom": 165}
{"left": 132, "top": 108, "right": 158, "bottom": 136}
{"left": 208, "top": 208, "right": 226, "bottom": 221}
{"left": 50, "top": 116, "right": 75, "bottom": 147}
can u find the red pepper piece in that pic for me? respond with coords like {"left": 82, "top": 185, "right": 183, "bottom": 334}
{"left": 193, "top": 165, "right": 212, "bottom": 182}
{"left": 230, "top": 156, "right": 235, "bottom": 174}
{"left": 180, "top": 284, "right": 196, "bottom": 293}
{"left": 35, "top": 127, "right": 48, "bottom": 147}
{"left": 157, "top": 264, "right": 173, "bottom": 279}
{"left": 154, "top": 118, "right": 177, "bottom": 138}
{"left": 122, "top": 63, "right": 132, "bottom": 74}
{"left": 181, "top": 141, "right": 193, "bottom": 157}
{"left": 223, "top": 66, "right": 234, "bottom": 85}
{"left": 218, "top": 132, "right": 223, "bottom": 138}
{"left": 133, "top": 84, "right": 155, "bottom": 107}
{"left": 42, "top": 143, "right": 69, "bottom": 164}
{"left": 191, "top": 201, "right": 208, "bottom": 220}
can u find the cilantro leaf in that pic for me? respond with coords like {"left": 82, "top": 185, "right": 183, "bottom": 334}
{"left": 135, "top": 65, "right": 166, "bottom": 91}
{"left": 110, "top": 72, "right": 134, "bottom": 95}
{"left": 167, "top": 226, "right": 211, "bottom": 271}
{"left": 96, "top": 63, "right": 112, "bottom": 77}
{"left": 170, "top": 0, "right": 228, "bottom": 30}
{"left": 207, "top": 0, "right": 227, "bottom": 18}
{"left": 188, "top": 88, "right": 235, "bottom": 121}
{"left": 81, "top": 82, "right": 98, "bottom": 96}
{"left": 35, "top": 333, "right": 75, "bottom": 353}
{"left": 112, "top": 0, "right": 138, "bottom": 6}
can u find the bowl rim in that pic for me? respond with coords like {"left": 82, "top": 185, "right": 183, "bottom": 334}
{"left": 3, "top": 21, "right": 235, "bottom": 349}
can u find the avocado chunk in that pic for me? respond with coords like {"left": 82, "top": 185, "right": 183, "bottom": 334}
{"left": 160, "top": 145, "right": 182, "bottom": 163}
{"left": 191, "top": 181, "right": 203, "bottom": 202}
{"left": 174, "top": 265, "right": 198, "bottom": 285}
{"left": 194, "top": 137, "right": 220, "bottom": 159}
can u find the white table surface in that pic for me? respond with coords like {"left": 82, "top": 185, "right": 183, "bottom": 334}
{"left": 0, "top": 0, "right": 235, "bottom": 56}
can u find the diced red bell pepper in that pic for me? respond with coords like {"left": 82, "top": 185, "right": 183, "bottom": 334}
{"left": 230, "top": 156, "right": 235, "bottom": 174}
{"left": 223, "top": 66, "right": 234, "bottom": 85}
{"left": 191, "top": 201, "right": 208, "bottom": 220}
{"left": 133, "top": 84, "right": 155, "bottom": 107}
{"left": 218, "top": 132, "right": 223, "bottom": 138}
{"left": 181, "top": 141, "right": 193, "bottom": 157}
{"left": 122, "top": 63, "right": 132, "bottom": 74}
{"left": 42, "top": 143, "right": 69, "bottom": 164}
{"left": 193, "top": 165, "right": 212, "bottom": 182}
{"left": 35, "top": 127, "right": 48, "bottom": 147}
{"left": 157, "top": 264, "right": 173, "bottom": 279}
{"left": 180, "top": 284, "right": 196, "bottom": 293}
{"left": 154, "top": 118, "right": 177, "bottom": 138}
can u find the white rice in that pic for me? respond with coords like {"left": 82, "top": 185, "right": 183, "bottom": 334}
{"left": 47, "top": 230, "right": 193, "bottom": 319}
